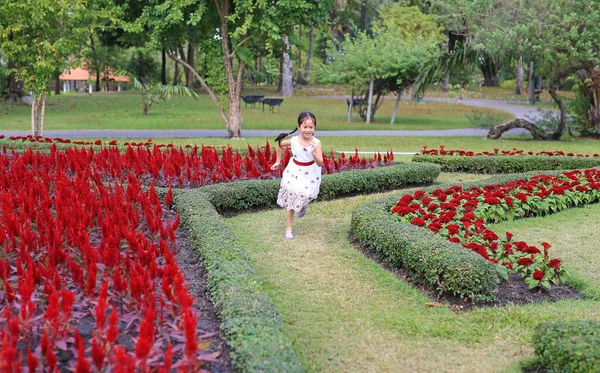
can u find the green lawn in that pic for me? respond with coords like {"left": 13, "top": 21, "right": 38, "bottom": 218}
{"left": 0, "top": 91, "right": 512, "bottom": 131}
{"left": 225, "top": 177, "right": 600, "bottom": 372}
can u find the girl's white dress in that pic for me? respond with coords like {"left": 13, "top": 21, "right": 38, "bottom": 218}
{"left": 277, "top": 136, "right": 322, "bottom": 212}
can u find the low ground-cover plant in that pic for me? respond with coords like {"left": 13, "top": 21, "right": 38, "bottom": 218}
{"left": 0, "top": 149, "right": 214, "bottom": 370}
{"left": 532, "top": 320, "right": 600, "bottom": 372}
{"left": 391, "top": 169, "right": 600, "bottom": 290}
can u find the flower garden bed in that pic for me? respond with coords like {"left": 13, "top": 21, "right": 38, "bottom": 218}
{"left": 413, "top": 146, "right": 600, "bottom": 174}
{"left": 0, "top": 139, "right": 434, "bottom": 371}
{"left": 352, "top": 168, "right": 600, "bottom": 301}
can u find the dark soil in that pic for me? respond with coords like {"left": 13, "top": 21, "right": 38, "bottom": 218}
{"left": 175, "top": 231, "right": 234, "bottom": 373}
{"left": 355, "top": 241, "right": 584, "bottom": 313}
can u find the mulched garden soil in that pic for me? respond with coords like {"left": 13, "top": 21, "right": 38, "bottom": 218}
{"left": 354, "top": 241, "right": 584, "bottom": 313}
{"left": 175, "top": 231, "right": 234, "bottom": 373}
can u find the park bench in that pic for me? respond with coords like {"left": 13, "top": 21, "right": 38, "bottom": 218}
{"left": 261, "top": 98, "right": 284, "bottom": 112}
{"left": 241, "top": 94, "right": 264, "bottom": 108}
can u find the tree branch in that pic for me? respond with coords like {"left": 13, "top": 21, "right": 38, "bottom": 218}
{"left": 168, "top": 53, "right": 229, "bottom": 127}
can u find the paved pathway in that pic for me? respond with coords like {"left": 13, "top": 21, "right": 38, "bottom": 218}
{"left": 2, "top": 97, "right": 543, "bottom": 139}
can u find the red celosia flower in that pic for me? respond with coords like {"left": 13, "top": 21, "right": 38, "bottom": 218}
{"left": 411, "top": 218, "right": 426, "bottom": 226}
{"left": 516, "top": 257, "right": 534, "bottom": 267}
{"left": 91, "top": 337, "right": 105, "bottom": 370}
{"left": 533, "top": 270, "right": 545, "bottom": 281}
{"left": 548, "top": 259, "right": 561, "bottom": 270}
{"left": 505, "top": 232, "right": 513, "bottom": 242}
{"left": 502, "top": 262, "right": 513, "bottom": 270}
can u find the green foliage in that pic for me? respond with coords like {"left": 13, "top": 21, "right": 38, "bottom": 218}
{"left": 320, "top": 4, "right": 443, "bottom": 120}
{"left": 201, "top": 163, "right": 441, "bottom": 213}
{"left": 413, "top": 155, "right": 600, "bottom": 174}
{"left": 532, "top": 321, "right": 600, "bottom": 372}
{"left": 115, "top": 70, "right": 198, "bottom": 115}
{"left": 351, "top": 193, "right": 499, "bottom": 301}
{"left": 173, "top": 189, "right": 303, "bottom": 373}
{"left": 465, "top": 109, "right": 504, "bottom": 130}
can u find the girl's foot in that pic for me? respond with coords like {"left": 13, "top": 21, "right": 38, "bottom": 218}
{"left": 284, "top": 231, "right": 294, "bottom": 239}
{"left": 297, "top": 206, "right": 307, "bottom": 218}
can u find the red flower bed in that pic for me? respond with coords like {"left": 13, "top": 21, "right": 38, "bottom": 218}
{"left": 417, "top": 146, "right": 600, "bottom": 158}
{"left": 0, "top": 148, "right": 215, "bottom": 371}
{"left": 4, "top": 142, "right": 393, "bottom": 188}
{"left": 391, "top": 169, "right": 600, "bottom": 289}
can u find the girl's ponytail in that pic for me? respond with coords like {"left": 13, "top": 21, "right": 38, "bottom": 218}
{"left": 275, "top": 128, "right": 298, "bottom": 144}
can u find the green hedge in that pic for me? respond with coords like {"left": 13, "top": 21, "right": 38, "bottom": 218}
{"left": 532, "top": 321, "right": 600, "bottom": 372}
{"left": 350, "top": 171, "right": 570, "bottom": 301}
{"left": 412, "top": 154, "right": 600, "bottom": 174}
{"left": 171, "top": 162, "right": 440, "bottom": 372}
{"left": 202, "top": 162, "right": 441, "bottom": 213}
{"left": 174, "top": 190, "right": 303, "bottom": 373}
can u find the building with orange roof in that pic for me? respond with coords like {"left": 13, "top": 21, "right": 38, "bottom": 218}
{"left": 59, "top": 66, "right": 130, "bottom": 93}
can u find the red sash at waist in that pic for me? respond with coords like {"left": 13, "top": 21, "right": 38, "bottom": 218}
{"left": 293, "top": 159, "right": 315, "bottom": 166}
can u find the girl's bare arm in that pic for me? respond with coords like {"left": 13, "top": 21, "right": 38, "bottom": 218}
{"left": 271, "top": 139, "right": 291, "bottom": 170}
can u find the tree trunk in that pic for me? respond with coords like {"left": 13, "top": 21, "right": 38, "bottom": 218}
{"left": 515, "top": 56, "right": 523, "bottom": 95}
{"left": 480, "top": 57, "right": 500, "bottom": 87}
{"left": 161, "top": 48, "right": 167, "bottom": 85}
{"left": 143, "top": 102, "right": 149, "bottom": 116}
{"left": 366, "top": 75, "right": 374, "bottom": 124}
{"left": 39, "top": 92, "right": 47, "bottom": 137}
{"left": 187, "top": 42, "right": 195, "bottom": 89}
{"left": 178, "top": 45, "right": 188, "bottom": 86}
{"left": 443, "top": 72, "right": 450, "bottom": 93}
{"left": 280, "top": 35, "right": 294, "bottom": 97}
{"left": 31, "top": 96, "right": 37, "bottom": 135}
{"left": 277, "top": 53, "right": 283, "bottom": 92}
{"left": 348, "top": 90, "right": 354, "bottom": 123}
{"left": 31, "top": 91, "right": 47, "bottom": 137}
{"left": 304, "top": 22, "right": 314, "bottom": 82}
{"left": 96, "top": 71, "right": 101, "bottom": 92}
{"left": 173, "top": 60, "right": 180, "bottom": 85}
{"left": 215, "top": 0, "right": 249, "bottom": 138}
{"left": 54, "top": 76, "right": 61, "bottom": 95}
{"left": 360, "top": 0, "right": 367, "bottom": 31}
{"left": 390, "top": 91, "right": 402, "bottom": 124}
{"left": 442, "top": 36, "right": 450, "bottom": 92}
{"left": 487, "top": 118, "right": 548, "bottom": 140}
{"left": 6, "top": 59, "right": 24, "bottom": 102}
{"left": 548, "top": 86, "right": 567, "bottom": 140}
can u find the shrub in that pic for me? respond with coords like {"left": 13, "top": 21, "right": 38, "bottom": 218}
{"left": 173, "top": 162, "right": 440, "bottom": 371}
{"left": 350, "top": 171, "right": 569, "bottom": 301}
{"left": 174, "top": 190, "right": 304, "bottom": 373}
{"left": 532, "top": 320, "right": 600, "bottom": 372}
{"left": 413, "top": 154, "right": 600, "bottom": 174}
{"left": 202, "top": 162, "right": 441, "bottom": 213}
{"left": 465, "top": 109, "right": 505, "bottom": 129}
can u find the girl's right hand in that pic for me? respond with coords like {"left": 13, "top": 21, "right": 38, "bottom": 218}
{"left": 270, "top": 162, "right": 280, "bottom": 170}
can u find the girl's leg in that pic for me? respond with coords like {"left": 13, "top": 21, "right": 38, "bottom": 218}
{"left": 285, "top": 209, "right": 294, "bottom": 233}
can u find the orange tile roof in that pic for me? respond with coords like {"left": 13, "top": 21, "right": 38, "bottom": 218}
{"left": 60, "top": 66, "right": 130, "bottom": 82}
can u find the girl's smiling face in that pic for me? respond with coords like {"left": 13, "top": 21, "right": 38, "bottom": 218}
{"left": 298, "top": 118, "right": 315, "bottom": 140}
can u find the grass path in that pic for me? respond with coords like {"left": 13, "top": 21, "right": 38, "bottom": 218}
{"left": 226, "top": 180, "right": 600, "bottom": 372}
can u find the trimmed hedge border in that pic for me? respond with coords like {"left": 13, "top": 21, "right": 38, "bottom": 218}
{"left": 532, "top": 320, "right": 600, "bottom": 372}
{"left": 171, "top": 162, "right": 440, "bottom": 372}
{"left": 412, "top": 154, "right": 600, "bottom": 174}
{"left": 350, "top": 171, "right": 569, "bottom": 301}
{"left": 201, "top": 162, "right": 441, "bottom": 213}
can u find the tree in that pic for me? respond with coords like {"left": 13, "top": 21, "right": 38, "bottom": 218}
{"left": 128, "top": 0, "right": 334, "bottom": 139}
{"left": 116, "top": 71, "right": 198, "bottom": 115}
{"left": 321, "top": 5, "right": 443, "bottom": 123}
{"left": 0, "top": 0, "right": 117, "bottom": 136}
{"left": 457, "top": 0, "right": 600, "bottom": 139}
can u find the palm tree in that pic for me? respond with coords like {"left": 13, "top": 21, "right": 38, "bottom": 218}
{"left": 115, "top": 70, "right": 198, "bottom": 115}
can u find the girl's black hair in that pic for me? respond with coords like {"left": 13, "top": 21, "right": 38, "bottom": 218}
{"left": 274, "top": 111, "right": 317, "bottom": 144}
